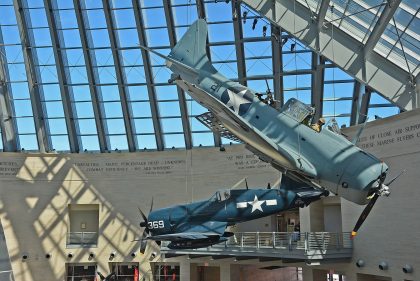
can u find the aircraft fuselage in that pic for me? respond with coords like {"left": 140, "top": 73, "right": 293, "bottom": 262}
{"left": 146, "top": 188, "right": 324, "bottom": 247}
{"left": 172, "top": 68, "right": 387, "bottom": 205}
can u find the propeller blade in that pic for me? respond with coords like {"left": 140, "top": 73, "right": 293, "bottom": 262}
{"left": 139, "top": 236, "right": 148, "bottom": 254}
{"left": 149, "top": 197, "right": 154, "bottom": 214}
{"left": 97, "top": 272, "right": 105, "bottom": 281}
{"left": 385, "top": 170, "right": 406, "bottom": 186}
{"left": 351, "top": 193, "right": 379, "bottom": 238}
{"left": 105, "top": 272, "right": 116, "bottom": 281}
{"left": 138, "top": 207, "right": 148, "bottom": 223}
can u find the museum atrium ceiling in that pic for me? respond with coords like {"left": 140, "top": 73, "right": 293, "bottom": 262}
{"left": 0, "top": 0, "right": 417, "bottom": 153}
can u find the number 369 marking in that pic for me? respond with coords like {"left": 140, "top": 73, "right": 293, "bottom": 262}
{"left": 148, "top": 220, "right": 164, "bottom": 229}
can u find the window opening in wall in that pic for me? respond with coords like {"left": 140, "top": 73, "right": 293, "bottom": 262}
{"left": 67, "top": 204, "right": 99, "bottom": 247}
{"left": 109, "top": 263, "right": 139, "bottom": 281}
{"left": 153, "top": 264, "right": 180, "bottom": 281}
{"left": 66, "top": 264, "right": 97, "bottom": 281}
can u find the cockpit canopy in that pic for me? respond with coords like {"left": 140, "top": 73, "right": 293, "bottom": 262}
{"left": 209, "top": 189, "right": 232, "bottom": 202}
{"left": 281, "top": 98, "right": 315, "bottom": 123}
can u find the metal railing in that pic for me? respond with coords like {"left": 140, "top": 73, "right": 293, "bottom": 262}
{"left": 66, "top": 232, "right": 98, "bottom": 247}
{"left": 161, "top": 232, "right": 353, "bottom": 261}
{"left": 216, "top": 232, "right": 352, "bottom": 252}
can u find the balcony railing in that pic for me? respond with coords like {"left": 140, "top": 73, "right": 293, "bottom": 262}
{"left": 66, "top": 232, "right": 98, "bottom": 247}
{"left": 161, "top": 232, "right": 353, "bottom": 262}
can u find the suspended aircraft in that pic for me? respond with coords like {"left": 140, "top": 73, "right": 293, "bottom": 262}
{"left": 138, "top": 182, "right": 328, "bottom": 251}
{"left": 139, "top": 19, "right": 403, "bottom": 237}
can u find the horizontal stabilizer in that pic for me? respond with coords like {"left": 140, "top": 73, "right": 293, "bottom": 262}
{"left": 138, "top": 44, "right": 198, "bottom": 75}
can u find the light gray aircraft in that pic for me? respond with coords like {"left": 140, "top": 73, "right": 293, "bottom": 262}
{"left": 140, "top": 19, "right": 402, "bottom": 236}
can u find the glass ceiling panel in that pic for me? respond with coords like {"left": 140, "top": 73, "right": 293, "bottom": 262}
{"left": 205, "top": 2, "right": 233, "bottom": 22}
{"left": 297, "top": 0, "right": 322, "bottom": 14}
{"left": 172, "top": 3, "right": 198, "bottom": 26}
{"left": 208, "top": 23, "right": 234, "bottom": 42}
{"left": 374, "top": 5, "right": 419, "bottom": 76}
{"left": 210, "top": 45, "right": 237, "bottom": 62}
{"left": 324, "top": 0, "right": 385, "bottom": 43}
{"left": 368, "top": 93, "right": 400, "bottom": 121}
{"left": 0, "top": 0, "right": 406, "bottom": 152}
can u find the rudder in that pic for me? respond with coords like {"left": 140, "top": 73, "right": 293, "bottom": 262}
{"left": 169, "top": 19, "right": 212, "bottom": 71}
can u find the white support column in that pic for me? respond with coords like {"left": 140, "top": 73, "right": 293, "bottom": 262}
{"left": 220, "top": 263, "right": 231, "bottom": 281}
{"left": 179, "top": 260, "right": 191, "bottom": 281}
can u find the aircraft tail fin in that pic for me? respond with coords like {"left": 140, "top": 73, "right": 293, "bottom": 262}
{"left": 169, "top": 19, "right": 213, "bottom": 72}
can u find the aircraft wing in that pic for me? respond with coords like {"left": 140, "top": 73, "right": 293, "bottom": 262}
{"left": 148, "top": 221, "right": 227, "bottom": 242}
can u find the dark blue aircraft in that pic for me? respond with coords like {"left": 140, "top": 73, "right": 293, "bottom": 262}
{"left": 138, "top": 179, "right": 327, "bottom": 251}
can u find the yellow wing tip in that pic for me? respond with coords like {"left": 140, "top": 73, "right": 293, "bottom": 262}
{"left": 351, "top": 231, "right": 357, "bottom": 237}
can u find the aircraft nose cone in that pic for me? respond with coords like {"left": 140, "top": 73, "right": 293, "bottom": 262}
{"left": 363, "top": 161, "right": 388, "bottom": 196}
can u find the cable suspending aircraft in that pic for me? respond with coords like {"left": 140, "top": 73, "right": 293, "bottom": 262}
{"left": 138, "top": 19, "right": 403, "bottom": 245}
{"left": 138, "top": 184, "right": 327, "bottom": 250}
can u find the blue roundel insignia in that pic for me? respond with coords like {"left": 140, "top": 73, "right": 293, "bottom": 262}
{"left": 239, "top": 103, "right": 252, "bottom": 116}
{"left": 220, "top": 88, "right": 253, "bottom": 116}
{"left": 221, "top": 90, "right": 230, "bottom": 105}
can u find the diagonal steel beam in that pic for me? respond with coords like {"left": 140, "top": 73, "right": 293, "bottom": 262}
{"left": 102, "top": 0, "right": 136, "bottom": 151}
{"left": 163, "top": 0, "right": 192, "bottom": 149}
{"left": 45, "top": 0, "right": 80, "bottom": 152}
{"left": 364, "top": 0, "right": 402, "bottom": 56}
{"left": 73, "top": 0, "right": 108, "bottom": 152}
{"left": 13, "top": 0, "right": 49, "bottom": 152}
{"left": 132, "top": 0, "right": 164, "bottom": 150}
{"left": 317, "top": 0, "right": 331, "bottom": 29}
{"left": 0, "top": 34, "right": 18, "bottom": 151}
{"left": 243, "top": 0, "right": 418, "bottom": 110}
{"left": 196, "top": 0, "right": 221, "bottom": 147}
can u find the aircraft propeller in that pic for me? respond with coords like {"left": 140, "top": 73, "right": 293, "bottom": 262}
{"left": 138, "top": 198, "right": 162, "bottom": 254}
{"left": 351, "top": 169, "right": 405, "bottom": 238}
{"left": 138, "top": 198, "right": 154, "bottom": 254}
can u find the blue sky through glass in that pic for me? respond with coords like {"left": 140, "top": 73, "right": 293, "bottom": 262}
{"left": 0, "top": 0, "right": 401, "bottom": 152}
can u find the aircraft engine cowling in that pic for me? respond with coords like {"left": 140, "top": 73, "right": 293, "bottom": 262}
{"left": 337, "top": 152, "right": 388, "bottom": 205}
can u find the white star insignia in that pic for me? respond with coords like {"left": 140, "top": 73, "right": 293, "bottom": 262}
{"left": 225, "top": 89, "right": 248, "bottom": 114}
{"left": 248, "top": 195, "right": 264, "bottom": 213}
